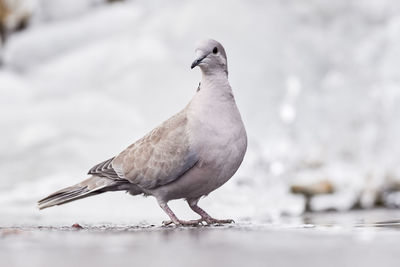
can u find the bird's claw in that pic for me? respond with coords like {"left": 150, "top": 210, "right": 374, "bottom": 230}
{"left": 162, "top": 220, "right": 173, "bottom": 226}
{"left": 206, "top": 218, "right": 235, "bottom": 225}
{"left": 162, "top": 218, "right": 235, "bottom": 227}
{"left": 162, "top": 219, "right": 203, "bottom": 227}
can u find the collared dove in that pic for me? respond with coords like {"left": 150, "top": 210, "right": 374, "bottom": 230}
{"left": 38, "top": 39, "right": 247, "bottom": 226}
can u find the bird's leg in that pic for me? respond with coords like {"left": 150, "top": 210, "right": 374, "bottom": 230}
{"left": 187, "top": 199, "right": 235, "bottom": 225}
{"left": 157, "top": 199, "right": 202, "bottom": 226}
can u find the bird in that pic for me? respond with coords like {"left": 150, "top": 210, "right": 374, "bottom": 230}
{"left": 38, "top": 39, "right": 247, "bottom": 226}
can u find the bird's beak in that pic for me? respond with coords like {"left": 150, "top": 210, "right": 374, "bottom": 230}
{"left": 191, "top": 54, "right": 208, "bottom": 69}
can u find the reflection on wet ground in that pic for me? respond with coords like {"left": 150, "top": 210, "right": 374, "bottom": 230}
{"left": 300, "top": 209, "right": 400, "bottom": 229}
{"left": 1, "top": 209, "right": 400, "bottom": 267}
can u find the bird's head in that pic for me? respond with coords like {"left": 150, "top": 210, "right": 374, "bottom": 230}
{"left": 191, "top": 39, "right": 228, "bottom": 76}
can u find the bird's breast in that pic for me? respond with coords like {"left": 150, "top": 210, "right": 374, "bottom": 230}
{"left": 188, "top": 98, "right": 247, "bottom": 171}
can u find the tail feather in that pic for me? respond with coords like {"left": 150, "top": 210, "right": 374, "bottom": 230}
{"left": 38, "top": 176, "right": 116, "bottom": 210}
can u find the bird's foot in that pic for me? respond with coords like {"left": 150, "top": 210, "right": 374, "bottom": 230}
{"left": 162, "top": 218, "right": 234, "bottom": 227}
{"left": 202, "top": 217, "right": 235, "bottom": 225}
{"left": 162, "top": 219, "right": 203, "bottom": 227}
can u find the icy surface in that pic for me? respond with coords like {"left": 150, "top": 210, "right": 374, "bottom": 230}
{"left": 2, "top": 210, "right": 400, "bottom": 267}
{"left": 1, "top": 0, "right": 400, "bottom": 225}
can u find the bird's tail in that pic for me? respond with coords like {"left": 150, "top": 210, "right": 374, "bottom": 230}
{"left": 38, "top": 176, "right": 118, "bottom": 210}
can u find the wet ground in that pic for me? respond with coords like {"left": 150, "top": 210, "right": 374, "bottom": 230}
{"left": 1, "top": 209, "right": 400, "bottom": 267}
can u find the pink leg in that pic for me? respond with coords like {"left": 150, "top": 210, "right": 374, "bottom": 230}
{"left": 187, "top": 199, "right": 235, "bottom": 225}
{"left": 157, "top": 199, "right": 202, "bottom": 226}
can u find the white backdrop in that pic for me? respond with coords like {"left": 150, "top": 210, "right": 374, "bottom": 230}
{"left": 1, "top": 0, "right": 400, "bottom": 226}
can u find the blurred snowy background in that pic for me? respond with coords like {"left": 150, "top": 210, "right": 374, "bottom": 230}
{"left": 1, "top": 0, "right": 400, "bottom": 226}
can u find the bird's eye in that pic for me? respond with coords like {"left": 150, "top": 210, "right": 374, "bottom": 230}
{"left": 212, "top": 47, "right": 218, "bottom": 54}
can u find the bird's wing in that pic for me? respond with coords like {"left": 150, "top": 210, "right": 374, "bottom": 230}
{"left": 104, "top": 110, "right": 198, "bottom": 190}
{"left": 87, "top": 157, "right": 122, "bottom": 180}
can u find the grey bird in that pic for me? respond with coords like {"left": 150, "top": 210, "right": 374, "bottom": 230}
{"left": 38, "top": 39, "right": 247, "bottom": 226}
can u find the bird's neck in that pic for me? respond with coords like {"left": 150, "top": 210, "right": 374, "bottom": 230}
{"left": 187, "top": 69, "right": 243, "bottom": 145}
{"left": 187, "top": 70, "right": 236, "bottom": 123}
{"left": 199, "top": 70, "right": 232, "bottom": 99}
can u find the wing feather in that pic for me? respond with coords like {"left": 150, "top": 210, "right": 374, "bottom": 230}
{"left": 88, "top": 157, "right": 123, "bottom": 180}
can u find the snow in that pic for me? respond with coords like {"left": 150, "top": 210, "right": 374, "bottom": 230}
{"left": 1, "top": 0, "right": 400, "bottom": 225}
